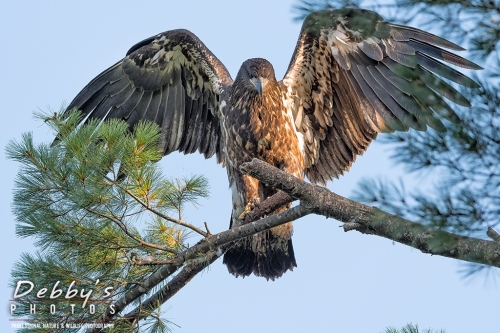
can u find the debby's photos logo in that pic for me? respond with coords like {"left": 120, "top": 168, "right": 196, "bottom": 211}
{"left": 9, "top": 279, "right": 116, "bottom": 329}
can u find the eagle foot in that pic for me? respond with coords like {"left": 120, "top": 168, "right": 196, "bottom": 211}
{"left": 238, "top": 199, "right": 260, "bottom": 219}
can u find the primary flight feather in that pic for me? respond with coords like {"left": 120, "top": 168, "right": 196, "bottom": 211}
{"left": 65, "top": 8, "right": 481, "bottom": 280}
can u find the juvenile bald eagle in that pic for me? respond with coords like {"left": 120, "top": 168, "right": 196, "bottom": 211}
{"left": 65, "top": 8, "right": 481, "bottom": 280}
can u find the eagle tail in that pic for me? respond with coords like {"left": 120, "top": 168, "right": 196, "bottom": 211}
{"left": 223, "top": 222, "right": 296, "bottom": 281}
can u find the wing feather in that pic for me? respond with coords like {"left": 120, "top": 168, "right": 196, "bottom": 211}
{"left": 333, "top": 77, "right": 376, "bottom": 152}
{"left": 206, "top": 119, "right": 219, "bottom": 159}
{"left": 350, "top": 48, "right": 378, "bottom": 66}
{"left": 192, "top": 102, "right": 209, "bottom": 155}
{"left": 382, "top": 40, "right": 417, "bottom": 68}
{"left": 386, "top": 38, "right": 415, "bottom": 54}
{"left": 367, "top": 67, "right": 431, "bottom": 122}
{"left": 416, "top": 53, "right": 480, "bottom": 87}
{"left": 419, "top": 67, "right": 471, "bottom": 107}
{"left": 170, "top": 84, "right": 186, "bottom": 153}
{"left": 199, "top": 106, "right": 213, "bottom": 155}
{"left": 118, "top": 88, "right": 144, "bottom": 120}
{"left": 281, "top": 8, "right": 481, "bottom": 184}
{"left": 357, "top": 39, "right": 383, "bottom": 61}
{"left": 407, "top": 40, "right": 481, "bottom": 69}
{"left": 65, "top": 29, "right": 232, "bottom": 162}
{"left": 357, "top": 65, "right": 425, "bottom": 130}
{"left": 319, "top": 143, "right": 342, "bottom": 177}
{"left": 144, "top": 89, "right": 162, "bottom": 125}
{"left": 159, "top": 83, "right": 174, "bottom": 153}
{"left": 126, "top": 91, "right": 153, "bottom": 126}
{"left": 389, "top": 24, "right": 465, "bottom": 50}
{"left": 178, "top": 97, "right": 198, "bottom": 153}
{"left": 79, "top": 78, "right": 130, "bottom": 119}
{"left": 198, "top": 103, "right": 211, "bottom": 155}
{"left": 92, "top": 82, "right": 135, "bottom": 120}
{"left": 70, "top": 62, "right": 124, "bottom": 110}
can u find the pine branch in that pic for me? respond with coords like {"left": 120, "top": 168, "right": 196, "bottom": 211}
{"left": 84, "top": 206, "right": 177, "bottom": 254}
{"left": 108, "top": 177, "right": 208, "bottom": 237}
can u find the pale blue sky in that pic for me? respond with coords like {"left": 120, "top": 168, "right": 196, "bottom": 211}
{"left": 0, "top": 1, "right": 496, "bottom": 332}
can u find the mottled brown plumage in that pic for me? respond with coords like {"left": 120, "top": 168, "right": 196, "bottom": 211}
{"left": 64, "top": 8, "right": 481, "bottom": 280}
{"left": 222, "top": 59, "right": 304, "bottom": 279}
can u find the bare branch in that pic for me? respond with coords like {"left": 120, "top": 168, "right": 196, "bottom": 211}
{"left": 130, "top": 252, "right": 175, "bottom": 265}
{"left": 118, "top": 190, "right": 295, "bottom": 326}
{"left": 487, "top": 227, "right": 500, "bottom": 242}
{"left": 87, "top": 203, "right": 310, "bottom": 332}
{"left": 133, "top": 259, "right": 175, "bottom": 265}
{"left": 123, "top": 244, "right": 231, "bottom": 323}
{"left": 240, "top": 159, "right": 500, "bottom": 268}
{"left": 204, "top": 222, "right": 212, "bottom": 236}
{"left": 343, "top": 222, "right": 362, "bottom": 232}
{"left": 242, "top": 190, "right": 295, "bottom": 223}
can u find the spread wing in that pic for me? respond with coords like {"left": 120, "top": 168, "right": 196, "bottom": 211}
{"left": 66, "top": 29, "right": 233, "bottom": 163}
{"left": 280, "top": 8, "right": 482, "bottom": 185}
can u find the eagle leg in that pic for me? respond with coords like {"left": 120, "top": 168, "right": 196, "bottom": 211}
{"left": 224, "top": 170, "right": 297, "bottom": 280}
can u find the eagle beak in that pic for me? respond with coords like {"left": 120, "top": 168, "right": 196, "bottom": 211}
{"left": 250, "top": 77, "right": 266, "bottom": 96}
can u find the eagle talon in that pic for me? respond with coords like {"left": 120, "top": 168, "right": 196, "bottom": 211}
{"left": 238, "top": 201, "right": 258, "bottom": 219}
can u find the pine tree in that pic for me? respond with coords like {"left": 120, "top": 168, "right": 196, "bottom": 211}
{"left": 7, "top": 110, "right": 210, "bottom": 332}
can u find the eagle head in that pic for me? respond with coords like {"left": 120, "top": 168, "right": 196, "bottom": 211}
{"left": 235, "top": 58, "right": 276, "bottom": 96}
